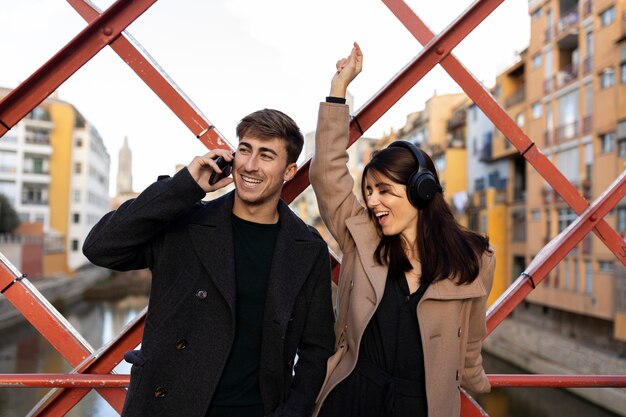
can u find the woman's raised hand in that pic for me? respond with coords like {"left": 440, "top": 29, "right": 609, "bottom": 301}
{"left": 330, "top": 42, "right": 363, "bottom": 99}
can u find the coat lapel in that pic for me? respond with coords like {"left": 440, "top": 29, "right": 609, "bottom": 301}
{"left": 262, "top": 200, "right": 321, "bottom": 328}
{"left": 188, "top": 192, "right": 237, "bottom": 316}
{"left": 345, "top": 213, "right": 386, "bottom": 305}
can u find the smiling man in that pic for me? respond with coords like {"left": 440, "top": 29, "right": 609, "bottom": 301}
{"left": 83, "top": 109, "right": 335, "bottom": 417}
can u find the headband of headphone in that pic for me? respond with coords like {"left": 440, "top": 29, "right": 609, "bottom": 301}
{"left": 388, "top": 140, "right": 442, "bottom": 209}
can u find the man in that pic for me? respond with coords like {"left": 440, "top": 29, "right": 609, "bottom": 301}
{"left": 83, "top": 109, "right": 335, "bottom": 417}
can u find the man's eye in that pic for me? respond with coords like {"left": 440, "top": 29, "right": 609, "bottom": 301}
{"left": 261, "top": 153, "right": 273, "bottom": 160}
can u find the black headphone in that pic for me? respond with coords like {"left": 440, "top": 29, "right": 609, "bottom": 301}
{"left": 388, "top": 140, "right": 442, "bottom": 209}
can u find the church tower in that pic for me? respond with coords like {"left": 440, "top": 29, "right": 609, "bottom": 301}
{"left": 116, "top": 136, "right": 133, "bottom": 195}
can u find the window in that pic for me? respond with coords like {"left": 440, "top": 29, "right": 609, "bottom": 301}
{"left": 600, "top": 68, "right": 615, "bottom": 89}
{"left": 76, "top": 137, "right": 83, "bottom": 148}
{"left": 34, "top": 213, "right": 45, "bottom": 224}
{"left": 573, "top": 260, "right": 579, "bottom": 292}
{"left": 71, "top": 239, "right": 80, "bottom": 251}
{"left": 0, "top": 150, "right": 17, "bottom": 173}
{"left": 532, "top": 102, "right": 542, "bottom": 119}
{"left": 29, "top": 107, "right": 50, "bottom": 121}
{"left": 516, "top": 112, "right": 525, "bottom": 127}
{"left": 532, "top": 209, "right": 540, "bottom": 221}
{"left": 621, "top": 62, "right": 626, "bottom": 84}
{"left": 584, "top": 261, "right": 592, "bottom": 293}
{"left": 599, "top": 131, "right": 615, "bottom": 153}
{"left": 73, "top": 213, "right": 80, "bottom": 224}
{"left": 532, "top": 53, "right": 542, "bottom": 68}
{"left": 618, "top": 207, "right": 626, "bottom": 232}
{"left": 598, "top": 261, "right": 614, "bottom": 273}
{"left": 75, "top": 162, "right": 82, "bottom": 174}
{"left": 512, "top": 210, "right": 526, "bottom": 242}
{"left": 22, "top": 184, "right": 49, "bottom": 205}
{"left": 556, "top": 147, "right": 580, "bottom": 183}
{"left": 73, "top": 190, "right": 81, "bottom": 203}
{"left": 600, "top": 6, "right": 615, "bottom": 26}
{"left": 619, "top": 139, "right": 626, "bottom": 158}
{"left": 558, "top": 208, "right": 576, "bottom": 232}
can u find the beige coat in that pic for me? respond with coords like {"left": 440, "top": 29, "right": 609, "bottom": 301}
{"left": 309, "top": 102, "right": 495, "bottom": 417}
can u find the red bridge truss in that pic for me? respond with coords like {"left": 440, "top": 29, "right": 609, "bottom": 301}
{"left": 0, "top": 0, "right": 625, "bottom": 416}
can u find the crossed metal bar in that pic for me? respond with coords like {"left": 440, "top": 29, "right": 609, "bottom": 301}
{"left": 0, "top": 0, "right": 625, "bottom": 415}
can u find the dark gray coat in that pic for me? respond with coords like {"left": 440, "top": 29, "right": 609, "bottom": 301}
{"left": 83, "top": 168, "right": 335, "bottom": 417}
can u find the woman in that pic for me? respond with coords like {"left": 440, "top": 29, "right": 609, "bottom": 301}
{"left": 309, "top": 43, "right": 495, "bottom": 417}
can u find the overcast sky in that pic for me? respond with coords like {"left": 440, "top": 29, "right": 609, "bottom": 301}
{"left": 1, "top": 0, "right": 529, "bottom": 195}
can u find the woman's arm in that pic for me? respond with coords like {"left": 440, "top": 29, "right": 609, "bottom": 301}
{"left": 309, "top": 43, "right": 365, "bottom": 252}
{"left": 461, "top": 252, "right": 496, "bottom": 393}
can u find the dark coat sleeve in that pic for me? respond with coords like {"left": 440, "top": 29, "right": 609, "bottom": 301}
{"left": 82, "top": 168, "right": 206, "bottom": 271}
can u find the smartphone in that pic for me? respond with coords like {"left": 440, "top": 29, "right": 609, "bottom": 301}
{"left": 208, "top": 153, "right": 234, "bottom": 185}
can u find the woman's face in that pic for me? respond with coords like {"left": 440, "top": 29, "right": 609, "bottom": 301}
{"left": 364, "top": 170, "right": 418, "bottom": 244}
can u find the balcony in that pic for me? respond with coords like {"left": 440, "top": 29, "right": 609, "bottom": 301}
{"left": 554, "top": 64, "right": 579, "bottom": 89}
{"left": 552, "top": 118, "right": 588, "bottom": 144}
{"left": 24, "top": 131, "right": 50, "bottom": 146}
{"left": 557, "top": 6, "right": 579, "bottom": 36}
{"left": 447, "top": 109, "right": 467, "bottom": 130}
{"left": 505, "top": 88, "right": 526, "bottom": 108}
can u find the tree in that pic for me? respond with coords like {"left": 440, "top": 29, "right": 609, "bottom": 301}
{"left": 0, "top": 194, "right": 20, "bottom": 233}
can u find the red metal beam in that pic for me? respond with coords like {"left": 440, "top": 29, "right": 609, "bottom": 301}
{"left": 7, "top": 372, "right": 625, "bottom": 389}
{"left": 488, "top": 374, "right": 626, "bottom": 388}
{"left": 460, "top": 388, "right": 490, "bottom": 417}
{"left": 66, "top": 0, "right": 231, "bottom": 150}
{"left": 0, "top": 374, "right": 129, "bottom": 388}
{"left": 0, "top": 0, "right": 156, "bottom": 138}
{"left": 0, "top": 261, "right": 127, "bottom": 412}
{"left": 382, "top": 0, "right": 626, "bottom": 266}
{"left": 28, "top": 308, "right": 146, "bottom": 416}
{"left": 487, "top": 170, "right": 626, "bottom": 334}
{"left": 283, "top": 0, "right": 505, "bottom": 203}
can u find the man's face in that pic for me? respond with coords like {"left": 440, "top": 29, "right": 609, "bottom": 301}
{"left": 232, "top": 136, "right": 296, "bottom": 208}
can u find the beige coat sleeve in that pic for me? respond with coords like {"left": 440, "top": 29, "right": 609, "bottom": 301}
{"left": 461, "top": 252, "right": 496, "bottom": 393}
{"left": 309, "top": 102, "right": 366, "bottom": 253}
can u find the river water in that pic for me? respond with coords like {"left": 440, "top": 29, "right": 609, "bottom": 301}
{"left": 0, "top": 294, "right": 620, "bottom": 417}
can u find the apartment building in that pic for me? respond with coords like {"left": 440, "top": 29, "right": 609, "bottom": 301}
{"left": 0, "top": 88, "right": 111, "bottom": 274}
{"left": 514, "top": 0, "right": 626, "bottom": 344}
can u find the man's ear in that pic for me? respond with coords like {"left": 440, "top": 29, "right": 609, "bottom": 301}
{"left": 283, "top": 162, "right": 298, "bottom": 182}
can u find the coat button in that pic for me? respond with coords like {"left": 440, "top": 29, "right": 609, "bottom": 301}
{"left": 154, "top": 387, "right": 168, "bottom": 398}
{"left": 175, "top": 339, "right": 188, "bottom": 350}
{"left": 349, "top": 280, "right": 354, "bottom": 290}
{"left": 458, "top": 327, "right": 462, "bottom": 337}
{"left": 196, "top": 289, "right": 208, "bottom": 299}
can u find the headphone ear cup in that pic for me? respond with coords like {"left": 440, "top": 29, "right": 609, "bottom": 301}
{"left": 406, "top": 171, "right": 421, "bottom": 208}
{"left": 411, "top": 170, "right": 439, "bottom": 209}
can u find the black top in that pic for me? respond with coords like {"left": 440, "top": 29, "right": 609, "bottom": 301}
{"left": 319, "top": 269, "right": 429, "bottom": 417}
{"left": 207, "top": 215, "right": 280, "bottom": 417}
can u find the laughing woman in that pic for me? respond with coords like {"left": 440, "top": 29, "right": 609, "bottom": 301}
{"left": 309, "top": 43, "right": 495, "bottom": 417}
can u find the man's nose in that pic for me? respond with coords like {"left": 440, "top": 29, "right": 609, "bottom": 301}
{"left": 243, "top": 154, "right": 259, "bottom": 171}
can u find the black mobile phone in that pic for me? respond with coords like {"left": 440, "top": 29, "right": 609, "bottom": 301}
{"left": 208, "top": 153, "right": 234, "bottom": 185}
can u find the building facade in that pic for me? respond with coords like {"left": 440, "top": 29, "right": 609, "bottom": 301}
{"left": 0, "top": 88, "right": 111, "bottom": 274}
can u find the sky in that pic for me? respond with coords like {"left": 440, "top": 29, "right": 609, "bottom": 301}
{"left": 1, "top": 0, "right": 530, "bottom": 195}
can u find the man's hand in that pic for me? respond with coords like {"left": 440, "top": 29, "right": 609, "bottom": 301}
{"left": 329, "top": 42, "right": 363, "bottom": 99}
{"left": 186, "top": 149, "right": 234, "bottom": 193}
